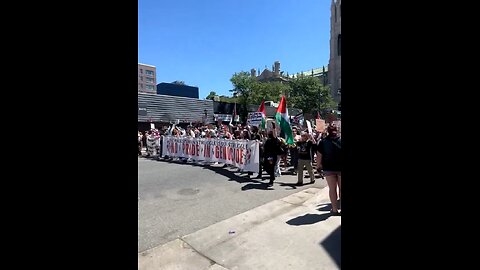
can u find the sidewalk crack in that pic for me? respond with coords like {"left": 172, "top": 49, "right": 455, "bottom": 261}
{"left": 179, "top": 238, "right": 230, "bottom": 270}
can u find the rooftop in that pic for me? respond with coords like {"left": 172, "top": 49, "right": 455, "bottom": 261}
{"left": 138, "top": 63, "right": 156, "bottom": 68}
{"left": 293, "top": 67, "right": 328, "bottom": 77}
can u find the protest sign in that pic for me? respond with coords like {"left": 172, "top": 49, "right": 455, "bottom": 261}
{"left": 246, "top": 112, "right": 264, "bottom": 127}
{"left": 315, "top": 119, "right": 326, "bottom": 132}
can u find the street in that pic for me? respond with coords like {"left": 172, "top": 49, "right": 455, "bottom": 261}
{"left": 138, "top": 157, "right": 327, "bottom": 253}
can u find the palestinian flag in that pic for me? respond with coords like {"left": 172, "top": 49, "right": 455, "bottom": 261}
{"left": 275, "top": 96, "right": 294, "bottom": 144}
{"left": 257, "top": 99, "right": 267, "bottom": 130}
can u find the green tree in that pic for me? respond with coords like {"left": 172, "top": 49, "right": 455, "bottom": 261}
{"left": 250, "top": 81, "right": 291, "bottom": 105}
{"left": 289, "top": 76, "right": 336, "bottom": 115}
{"left": 205, "top": 91, "right": 217, "bottom": 100}
{"left": 230, "top": 72, "right": 257, "bottom": 122}
{"left": 218, "top": 95, "right": 239, "bottom": 103}
{"left": 230, "top": 71, "right": 339, "bottom": 121}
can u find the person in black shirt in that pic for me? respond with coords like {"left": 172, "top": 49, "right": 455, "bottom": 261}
{"left": 263, "top": 130, "right": 282, "bottom": 186}
{"left": 296, "top": 132, "right": 315, "bottom": 186}
{"left": 316, "top": 125, "right": 341, "bottom": 215}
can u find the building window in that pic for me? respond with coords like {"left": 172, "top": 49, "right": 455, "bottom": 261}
{"left": 335, "top": 6, "right": 337, "bottom": 22}
{"left": 340, "top": 4, "right": 341, "bottom": 17}
{"left": 140, "top": 69, "right": 143, "bottom": 74}
{"left": 140, "top": 83, "right": 143, "bottom": 88}
{"left": 337, "top": 34, "right": 341, "bottom": 56}
{"left": 146, "top": 85, "right": 154, "bottom": 90}
{"left": 140, "top": 76, "right": 143, "bottom": 81}
{"left": 146, "top": 77, "right": 154, "bottom": 83}
{"left": 145, "top": 70, "right": 154, "bottom": 76}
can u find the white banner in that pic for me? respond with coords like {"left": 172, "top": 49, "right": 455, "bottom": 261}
{"left": 162, "top": 136, "right": 260, "bottom": 173}
{"left": 146, "top": 136, "right": 161, "bottom": 156}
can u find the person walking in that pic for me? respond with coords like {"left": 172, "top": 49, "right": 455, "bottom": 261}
{"left": 316, "top": 125, "right": 341, "bottom": 215}
{"left": 290, "top": 127, "right": 301, "bottom": 175}
{"left": 296, "top": 132, "right": 315, "bottom": 186}
{"left": 263, "top": 131, "right": 282, "bottom": 186}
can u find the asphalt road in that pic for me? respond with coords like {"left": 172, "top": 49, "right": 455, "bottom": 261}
{"left": 138, "top": 156, "right": 327, "bottom": 253}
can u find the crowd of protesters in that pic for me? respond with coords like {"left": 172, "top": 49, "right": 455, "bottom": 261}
{"left": 138, "top": 120, "right": 341, "bottom": 215}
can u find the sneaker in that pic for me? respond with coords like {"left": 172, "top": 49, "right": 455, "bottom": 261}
{"left": 330, "top": 210, "right": 341, "bottom": 216}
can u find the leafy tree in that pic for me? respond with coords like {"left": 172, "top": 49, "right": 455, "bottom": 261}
{"left": 288, "top": 76, "right": 336, "bottom": 115}
{"left": 218, "top": 95, "right": 239, "bottom": 103}
{"left": 206, "top": 91, "right": 217, "bottom": 100}
{"left": 230, "top": 72, "right": 256, "bottom": 121}
{"left": 230, "top": 71, "right": 336, "bottom": 121}
{"left": 250, "top": 81, "right": 290, "bottom": 105}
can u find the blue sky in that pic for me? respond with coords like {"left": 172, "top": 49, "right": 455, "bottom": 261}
{"left": 138, "top": 0, "right": 331, "bottom": 99}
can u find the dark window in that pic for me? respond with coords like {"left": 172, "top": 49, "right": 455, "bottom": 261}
{"left": 340, "top": 4, "right": 341, "bottom": 17}
{"left": 337, "top": 34, "right": 341, "bottom": 56}
{"left": 335, "top": 6, "right": 337, "bottom": 22}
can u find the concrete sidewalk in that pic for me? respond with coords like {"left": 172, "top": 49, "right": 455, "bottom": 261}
{"left": 138, "top": 186, "right": 340, "bottom": 270}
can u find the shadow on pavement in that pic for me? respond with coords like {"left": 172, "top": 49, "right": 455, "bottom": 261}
{"left": 320, "top": 225, "right": 341, "bottom": 268}
{"left": 156, "top": 159, "right": 309, "bottom": 191}
{"left": 158, "top": 158, "right": 265, "bottom": 185}
{"left": 241, "top": 183, "right": 272, "bottom": 191}
{"left": 317, "top": 200, "right": 341, "bottom": 211}
{"left": 277, "top": 182, "right": 299, "bottom": 190}
{"left": 286, "top": 213, "right": 331, "bottom": 226}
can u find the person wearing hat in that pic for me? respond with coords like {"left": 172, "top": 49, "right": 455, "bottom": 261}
{"left": 316, "top": 125, "right": 341, "bottom": 215}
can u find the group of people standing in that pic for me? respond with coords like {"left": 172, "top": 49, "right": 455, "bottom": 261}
{"left": 261, "top": 124, "right": 341, "bottom": 215}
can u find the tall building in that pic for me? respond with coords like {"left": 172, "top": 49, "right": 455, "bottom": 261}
{"left": 138, "top": 63, "right": 157, "bottom": 93}
{"left": 328, "top": 0, "right": 341, "bottom": 105}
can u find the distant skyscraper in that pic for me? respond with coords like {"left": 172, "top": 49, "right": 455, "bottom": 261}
{"left": 138, "top": 63, "right": 157, "bottom": 93}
